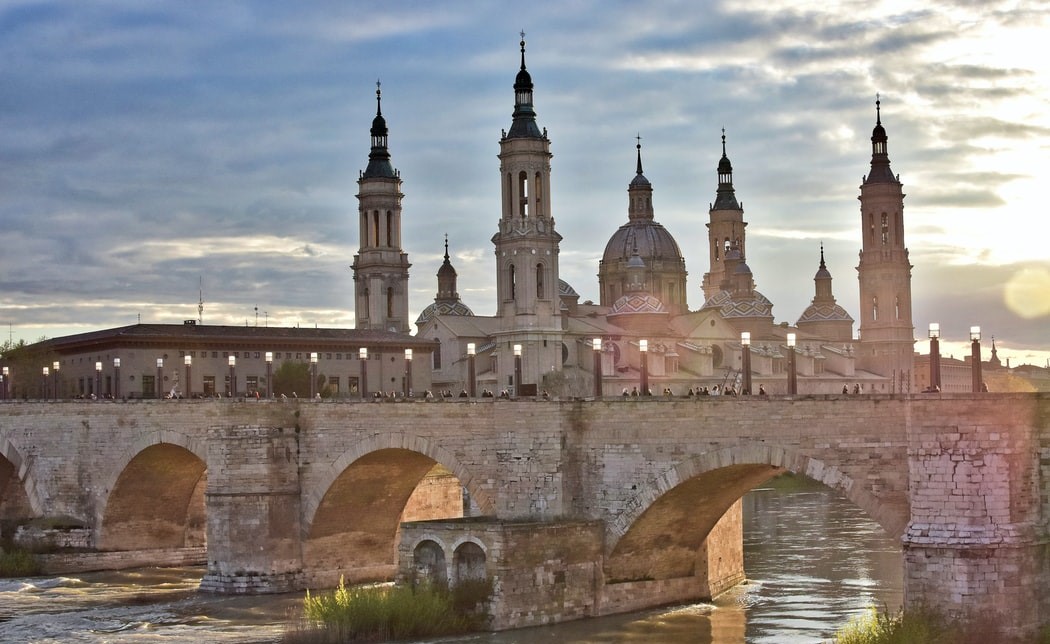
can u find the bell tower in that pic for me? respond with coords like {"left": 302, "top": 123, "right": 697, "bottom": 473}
{"left": 702, "top": 130, "right": 747, "bottom": 302}
{"left": 856, "top": 96, "right": 914, "bottom": 385}
{"left": 491, "top": 35, "right": 563, "bottom": 391}
{"left": 352, "top": 82, "right": 411, "bottom": 333}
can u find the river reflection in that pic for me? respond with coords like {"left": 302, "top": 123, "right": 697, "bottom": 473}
{"left": 0, "top": 474, "right": 901, "bottom": 643}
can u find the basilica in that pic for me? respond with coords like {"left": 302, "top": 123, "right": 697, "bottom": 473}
{"left": 354, "top": 37, "right": 917, "bottom": 397}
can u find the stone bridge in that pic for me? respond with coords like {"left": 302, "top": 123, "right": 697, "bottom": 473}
{"left": 1, "top": 394, "right": 1047, "bottom": 637}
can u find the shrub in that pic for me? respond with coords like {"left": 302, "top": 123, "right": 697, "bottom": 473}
{"left": 0, "top": 547, "right": 41, "bottom": 577}
{"left": 286, "top": 577, "right": 491, "bottom": 643}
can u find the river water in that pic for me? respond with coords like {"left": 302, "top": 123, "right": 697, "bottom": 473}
{"left": 0, "top": 475, "right": 902, "bottom": 643}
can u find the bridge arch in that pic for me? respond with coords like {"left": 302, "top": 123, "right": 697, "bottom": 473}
{"left": 95, "top": 430, "right": 208, "bottom": 551}
{"left": 301, "top": 432, "right": 492, "bottom": 588}
{"left": 302, "top": 431, "right": 493, "bottom": 534}
{"left": 0, "top": 437, "right": 43, "bottom": 523}
{"left": 606, "top": 442, "right": 907, "bottom": 581}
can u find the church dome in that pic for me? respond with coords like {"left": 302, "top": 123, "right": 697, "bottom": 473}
{"left": 601, "top": 221, "right": 684, "bottom": 268}
{"left": 797, "top": 302, "right": 853, "bottom": 324}
{"left": 610, "top": 293, "right": 667, "bottom": 316}
{"left": 700, "top": 289, "right": 774, "bottom": 319}
{"left": 415, "top": 300, "right": 475, "bottom": 326}
{"left": 558, "top": 279, "right": 578, "bottom": 298}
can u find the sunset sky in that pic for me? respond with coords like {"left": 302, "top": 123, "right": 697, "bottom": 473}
{"left": 1, "top": 1, "right": 1047, "bottom": 366}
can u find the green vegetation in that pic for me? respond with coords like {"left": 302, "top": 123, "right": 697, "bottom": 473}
{"left": 284, "top": 577, "right": 491, "bottom": 643}
{"left": 835, "top": 606, "right": 1050, "bottom": 644}
{"left": 0, "top": 546, "right": 41, "bottom": 577}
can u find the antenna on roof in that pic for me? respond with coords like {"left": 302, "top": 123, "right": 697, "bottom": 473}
{"left": 198, "top": 277, "right": 204, "bottom": 325}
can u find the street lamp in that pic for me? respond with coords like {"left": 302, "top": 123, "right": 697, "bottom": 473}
{"left": 741, "top": 332, "right": 752, "bottom": 395}
{"left": 310, "top": 352, "right": 318, "bottom": 399}
{"left": 1, "top": 366, "right": 8, "bottom": 400}
{"left": 156, "top": 358, "right": 164, "bottom": 399}
{"left": 404, "top": 348, "right": 413, "bottom": 397}
{"left": 359, "top": 348, "right": 368, "bottom": 399}
{"left": 970, "top": 325, "right": 983, "bottom": 393}
{"left": 42, "top": 366, "right": 49, "bottom": 401}
{"left": 113, "top": 358, "right": 121, "bottom": 399}
{"left": 467, "top": 342, "right": 476, "bottom": 398}
{"left": 52, "top": 361, "right": 60, "bottom": 400}
{"left": 95, "top": 361, "right": 102, "bottom": 399}
{"left": 639, "top": 339, "right": 649, "bottom": 396}
{"left": 184, "top": 355, "right": 192, "bottom": 399}
{"left": 928, "top": 323, "right": 941, "bottom": 392}
{"left": 513, "top": 344, "right": 522, "bottom": 396}
{"left": 592, "top": 338, "right": 602, "bottom": 399}
{"left": 265, "top": 351, "right": 273, "bottom": 398}
{"left": 786, "top": 333, "right": 797, "bottom": 395}
{"left": 228, "top": 355, "right": 236, "bottom": 397}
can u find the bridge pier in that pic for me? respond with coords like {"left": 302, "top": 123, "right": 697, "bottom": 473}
{"left": 902, "top": 397, "right": 1048, "bottom": 639}
{"left": 199, "top": 424, "right": 304, "bottom": 593}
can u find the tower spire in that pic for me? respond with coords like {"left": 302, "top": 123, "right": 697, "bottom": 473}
{"left": 635, "top": 134, "right": 643, "bottom": 176}
{"left": 507, "top": 33, "right": 541, "bottom": 138}
{"left": 362, "top": 79, "right": 395, "bottom": 179}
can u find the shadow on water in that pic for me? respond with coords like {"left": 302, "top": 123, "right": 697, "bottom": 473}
{"left": 0, "top": 474, "right": 901, "bottom": 643}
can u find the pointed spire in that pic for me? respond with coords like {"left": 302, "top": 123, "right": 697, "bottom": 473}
{"left": 865, "top": 93, "right": 895, "bottom": 184}
{"left": 507, "top": 33, "right": 542, "bottom": 138}
{"left": 713, "top": 128, "right": 740, "bottom": 210}
{"left": 362, "top": 79, "right": 395, "bottom": 179}
{"left": 636, "top": 134, "right": 643, "bottom": 176}
{"left": 436, "top": 233, "right": 459, "bottom": 301}
{"left": 819, "top": 242, "right": 827, "bottom": 271}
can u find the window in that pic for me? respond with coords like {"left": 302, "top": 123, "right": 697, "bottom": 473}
{"left": 373, "top": 210, "right": 380, "bottom": 246}
{"left": 509, "top": 264, "right": 516, "bottom": 300}
{"left": 881, "top": 213, "right": 889, "bottom": 244}
{"left": 246, "top": 376, "right": 259, "bottom": 393}
{"left": 518, "top": 171, "right": 529, "bottom": 217}
{"left": 387, "top": 287, "right": 394, "bottom": 318}
{"left": 536, "top": 263, "right": 544, "bottom": 298}
{"left": 328, "top": 376, "right": 340, "bottom": 395}
{"left": 254, "top": 352, "right": 260, "bottom": 359}
{"left": 336, "top": 353, "right": 342, "bottom": 360}
{"left": 433, "top": 340, "right": 442, "bottom": 370}
{"left": 872, "top": 296, "right": 879, "bottom": 321}
{"left": 212, "top": 351, "right": 218, "bottom": 359}
{"left": 203, "top": 376, "right": 216, "bottom": 396}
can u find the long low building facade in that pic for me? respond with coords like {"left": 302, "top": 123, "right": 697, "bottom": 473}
{"left": 2, "top": 322, "right": 436, "bottom": 400}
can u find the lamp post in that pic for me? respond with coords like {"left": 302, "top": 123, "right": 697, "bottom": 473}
{"left": 786, "top": 333, "right": 797, "bottom": 395}
{"left": 183, "top": 355, "right": 192, "bottom": 399}
{"left": 513, "top": 344, "right": 522, "bottom": 396}
{"left": 404, "top": 348, "right": 413, "bottom": 397}
{"left": 467, "top": 343, "right": 476, "bottom": 398}
{"left": 265, "top": 351, "right": 273, "bottom": 398}
{"left": 155, "top": 358, "right": 164, "bottom": 399}
{"left": 52, "top": 361, "right": 60, "bottom": 400}
{"left": 1, "top": 366, "right": 7, "bottom": 400}
{"left": 94, "top": 361, "right": 101, "bottom": 398}
{"left": 639, "top": 339, "right": 649, "bottom": 396}
{"left": 741, "top": 332, "right": 752, "bottom": 395}
{"left": 310, "top": 352, "right": 318, "bottom": 399}
{"left": 592, "top": 338, "right": 603, "bottom": 399}
{"left": 113, "top": 358, "right": 121, "bottom": 399}
{"left": 228, "top": 355, "right": 236, "bottom": 398}
{"left": 928, "top": 323, "right": 941, "bottom": 392}
{"left": 359, "top": 348, "right": 368, "bottom": 399}
{"left": 42, "top": 366, "right": 49, "bottom": 401}
{"left": 970, "top": 326, "right": 983, "bottom": 393}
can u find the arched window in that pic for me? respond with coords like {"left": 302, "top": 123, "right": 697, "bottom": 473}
{"left": 453, "top": 542, "right": 487, "bottom": 584}
{"left": 895, "top": 296, "right": 901, "bottom": 320}
{"left": 373, "top": 211, "right": 380, "bottom": 246}
{"left": 869, "top": 214, "right": 875, "bottom": 245}
{"left": 387, "top": 287, "right": 394, "bottom": 318}
{"left": 714, "top": 240, "right": 720, "bottom": 260}
{"left": 432, "top": 339, "right": 441, "bottom": 369}
{"left": 413, "top": 540, "right": 447, "bottom": 586}
{"left": 509, "top": 264, "right": 516, "bottom": 300}
{"left": 881, "top": 213, "right": 889, "bottom": 244}
{"left": 534, "top": 171, "right": 543, "bottom": 216}
{"left": 872, "top": 296, "right": 879, "bottom": 321}
{"left": 386, "top": 211, "right": 394, "bottom": 247}
{"left": 518, "top": 171, "right": 529, "bottom": 217}
{"left": 363, "top": 288, "right": 370, "bottom": 318}
{"left": 536, "top": 263, "right": 544, "bottom": 299}
{"left": 724, "top": 238, "right": 731, "bottom": 253}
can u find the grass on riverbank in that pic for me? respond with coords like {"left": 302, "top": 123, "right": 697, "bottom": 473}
{"left": 284, "top": 577, "right": 492, "bottom": 643}
{"left": 834, "top": 606, "right": 1050, "bottom": 644}
{"left": 0, "top": 546, "right": 41, "bottom": 577}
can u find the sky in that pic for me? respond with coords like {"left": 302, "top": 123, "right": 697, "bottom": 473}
{"left": 1, "top": 0, "right": 1048, "bottom": 367}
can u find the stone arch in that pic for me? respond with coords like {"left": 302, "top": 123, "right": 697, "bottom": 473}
{"left": 0, "top": 437, "right": 43, "bottom": 523}
{"left": 413, "top": 539, "right": 448, "bottom": 586}
{"left": 452, "top": 540, "right": 487, "bottom": 584}
{"left": 96, "top": 430, "right": 207, "bottom": 551}
{"left": 301, "top": 433, "right": 491, "bottom": 588}
{"left": 607, "top": 442, "right": 906, "bottom": 578}
{"left": 302, "top": 431, "right": 493, "bottom": 536}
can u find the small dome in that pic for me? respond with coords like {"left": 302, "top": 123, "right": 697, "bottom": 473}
{"left": 515, "top": 67, "right": 533, "bottom": 90}
{"left": 798, "top": 303, "right": 853, "bottom": 324}
{"left": 700, "top": 289, "right": 774, "bottom": 319}
{"left": 629, "top": 172, "right": 651, "bottom": 188}
{"left": 370, "top": 113, "right": 387, "bottom": 137}
{"left": 734, "top": 260, "right": 753, "bottom": 276}
{"left": 415, "top": 301, "right": 475, "bottom": 326}
{"left": 559, "top": 279, "right": 579, "bottom": 298}
{"left": 611, "top": 293, "right": 668, "bottom": 316}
